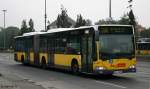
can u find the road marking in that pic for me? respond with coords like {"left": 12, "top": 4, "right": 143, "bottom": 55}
{"left": 149, "top": 81, "right": 150, "bottom": 89}
{"left": 138, "top": 72, "right": 150, "bottom": 75}
{"left": 95, "top": 80, "right": 126, "bottom": 89}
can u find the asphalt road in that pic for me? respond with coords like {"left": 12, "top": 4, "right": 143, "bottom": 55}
{"left": 0, "top": 53, "right": 150, "bottom": 89}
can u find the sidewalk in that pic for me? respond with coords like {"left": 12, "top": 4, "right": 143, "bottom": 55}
{"left": 0, "top": 73, "right": 45, "bottom": 89}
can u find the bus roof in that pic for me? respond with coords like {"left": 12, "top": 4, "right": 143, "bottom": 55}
{"left": 98, "top": 24, "right": 132, "bottom": 27}
{"left": 46, "top": 28, "right": 75, "bottom": 34}
{"left": 45, "top": 24, "right": 132, "bottom": 34}
{"left": 14, "top": 32, "right": 46, "bottom": 38}
{"left": 23, "top": 32, "right": 44, "bottom": 36}
{"left": 136, "top": 42, "right": 150, "bottom": 44}
{"left": 15, "top": 24, "right": 133, "bottom": 38}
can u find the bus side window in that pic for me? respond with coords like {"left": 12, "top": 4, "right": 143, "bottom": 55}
{"left": 48, "top": 38, "right": 55, "bottom": 53}
{"left": 39, "top": 38, "right": 47, "bottom": 52}
{"left": 53, "top": 37, "right": 66, "bottom": 54}
{"left": 65, "top": 38, "right": 81, "bottom": 54}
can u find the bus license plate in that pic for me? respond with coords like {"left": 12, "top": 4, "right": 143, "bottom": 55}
{"left": 114, "top": 70, "right": 123, "bottom": 74}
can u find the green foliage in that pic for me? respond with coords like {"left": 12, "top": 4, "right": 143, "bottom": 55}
{"left": 75, "top": 14, "right": 86, "bottom": 27}
{"left": 46, "top": 20, "right": 51, "bottom": 31}
{"left": 95, "top": 14, "right": 130, "bottom": 25}
{"left": 140, "top": 28, "right": 150, "bottom": 38}
{"left": 128, "top": 10, "right": 136, "bottom": 26}
{"left": 0, "top": 28, "right": 4, "bottom": 49}
{"left": 85, "top": 19, "right": 92, "bottom": 26}
{"left": 28, "top": 19, "right": 35, "bottom": 32}
{"left": 56, "top": 7, "right": 72, "bottom": 28}
{"left": 20, "top": 20, "right": 28, "bottom": 35}
{"left": 95, "top": 19, "right": 117, "bottom": 25}
{"left": 118, "top": 14, "right": 130, "bottom": 25}
{"left": 128, "top": 10, "right": 137, "bottom": 36}
{"left": 0, "top": 26, "right": 19, "bottom": 49}
{"left": 20, "top": 19, "right": 35, "bottom": 35}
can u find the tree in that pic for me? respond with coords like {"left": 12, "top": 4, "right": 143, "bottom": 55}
{"left": 128, "top": 10, "right": 136, "bottom": 26}
{"left": 141, "top": 29, "right": 150, "bottom": 38}
{"left": 95, "top": 14, "right": 130, "bottom": 25}
{"left": 118, "top": 14, "right": 130, "bottom": 25}
{"left": 5, "top": 27, "right": 20, "bottom": 49}
{"left": 46, "top": 20, "right": 51, "bottom": 31}
{"left": 95, "top": 18, "right": 117, "bottom": 25}
{"left": 85, "top": 19, "right": 92, "bottom": 26}
{"left": 140, "top": 28, "right": 150, "bottom": 38}
{"left": 28, "top": 19, "right": 35, "bottom": 32}
{"left": 56, "top": 6, "right": 72, "bottom": 28}
{"left": 127, "top": 0, "right": 135, "bottom": 25}
{"left": 20, "top": 20, "right": 28, "bottom": 35}
{"left": 128, "top": 0, "right": 133, "bottom": 3}
{"left": 56, "top": 15, "right": 61, "bottom": 28}
{"left": 0, "top": 26, "right": 19, "bottom": 49}
{"left": 0, "top": 27, "right": 4, "bottom": 49}
{"left": 75, "top": 14, "right": 86, "bottom": 27}
{"left": 128, "top": 10, "right": 137, "bottom": 36}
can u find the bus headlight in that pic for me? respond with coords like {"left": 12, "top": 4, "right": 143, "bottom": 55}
{"left": 129, "top": 65, "right": 135, "bottom": 69}
{"left": 96, "top": 67, "right": 105, "bottom": 70}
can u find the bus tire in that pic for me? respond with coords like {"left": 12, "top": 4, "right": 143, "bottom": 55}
{"left": 101, "top": 74, "right": 113, "bottom": 77}
{"left": 21, "top": 55, "right": 25, "bottom": 64}
{"left": 71, "top": 59, "right": 79, "bottom": 75}
{"left": 41, "top": 57, "right": 47, "bottom": 69}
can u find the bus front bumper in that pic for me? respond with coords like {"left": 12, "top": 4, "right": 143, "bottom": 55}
{"left": 94, "top": 68, "right": 136, "bottom": 75}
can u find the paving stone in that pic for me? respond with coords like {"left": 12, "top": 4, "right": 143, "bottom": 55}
{"left": 0, "top": 74, "right": 45, "bottom": 89}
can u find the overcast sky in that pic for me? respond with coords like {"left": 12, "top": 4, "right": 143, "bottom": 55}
{"left": 0, "top": 0, "right": 149, "bottom": 31}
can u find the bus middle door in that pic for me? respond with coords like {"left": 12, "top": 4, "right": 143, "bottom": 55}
{"left": 34, "top": 35, "right": 40, "bottom": 65}
{"left": 81, "top": 34, "right": 93, "bottom": 73}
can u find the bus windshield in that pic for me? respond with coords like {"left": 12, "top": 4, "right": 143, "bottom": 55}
{"left": 99, "top": 35, "right": 134, "bottom": 59}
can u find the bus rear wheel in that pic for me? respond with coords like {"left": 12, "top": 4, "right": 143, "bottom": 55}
{"left": 21, "top": 55, "right": 25, "bottom": 64}
{"left": 71, "top": 60, "right": 79, "bottom": 75}
{"left": 41, "top": 58, "right": 47, "bottom": 69}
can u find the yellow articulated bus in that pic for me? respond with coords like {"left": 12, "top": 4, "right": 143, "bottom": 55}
{"left": 136, "top": 42, "right": 150, "bottom": 56}
{"left": 14, "top": 25, "right": 136, "bottom": 75}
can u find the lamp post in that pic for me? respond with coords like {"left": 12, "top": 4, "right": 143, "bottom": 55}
{"left": 109, "top": 0, "right": 112, "bottom": 20}
{"left": 45, "top": 0, "right": 47, "bottom": 31}
{"left": 2, "top": 9, "right": 7, "bottom": 49}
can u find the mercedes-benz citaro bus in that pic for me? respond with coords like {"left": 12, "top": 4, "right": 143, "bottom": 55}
{"left": 136, "top": 42, "right": 150, "bottom": 56}
{"left": 14, "top": 25, "right": 136, "bottom": 75}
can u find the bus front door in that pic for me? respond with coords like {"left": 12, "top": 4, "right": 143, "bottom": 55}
{"left": 81, "top": 35, "right": 93, "bottom": 73}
